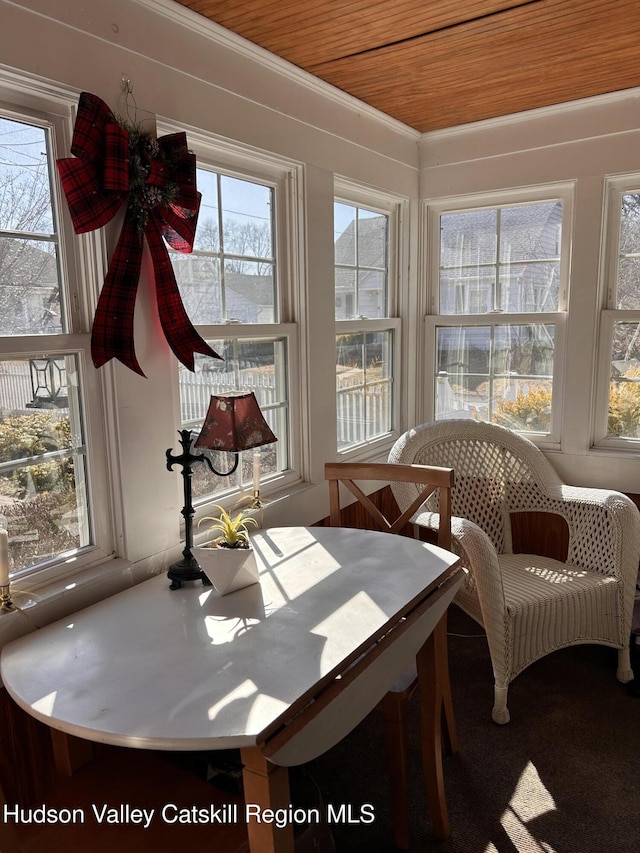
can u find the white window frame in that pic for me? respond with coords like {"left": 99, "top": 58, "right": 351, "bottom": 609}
{"left": 334, "top": 179, "right": 405, "bottom": 458}
{"left": 424, "top": 185, "right": 573, "bottom": 448}
{"left": 158, "top": 120, "right": 304, "bottom": 502}
{"left": 0, "top": 85, "right": 113, "bottom": 585}
{"left": 593, "top": 174, "right": 640, "bottom": 449}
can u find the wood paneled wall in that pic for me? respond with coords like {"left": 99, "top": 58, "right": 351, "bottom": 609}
{"left": 315, "top": 485, "right": 572, "bottom": 559}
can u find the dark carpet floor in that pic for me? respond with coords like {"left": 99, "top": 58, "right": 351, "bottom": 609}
{"left": 308, "top": 605, "right": 640, "bottom": 853}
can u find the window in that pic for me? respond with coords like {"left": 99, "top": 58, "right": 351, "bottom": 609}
{"left": 426, "top": 191, "right": 571, "bottom": 440}
{"left": 334, "top": 189, "right": 401, "bottom": 452}
{"left": 0, "top": 104, "right": 108, "bottom": 580}
{"left": 596, "top": 179, "right": 640, "bottom": 443}
{"left": 165, "top": 143, "right": 298, "bottom": 503}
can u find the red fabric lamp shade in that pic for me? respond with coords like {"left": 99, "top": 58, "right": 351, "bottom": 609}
{"left": 194, "top": 393, "right": 277, "bottom": 453}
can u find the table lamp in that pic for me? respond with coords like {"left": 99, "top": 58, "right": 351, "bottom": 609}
{"left": 166, "top": 392, "right": 277, "bottom": 590}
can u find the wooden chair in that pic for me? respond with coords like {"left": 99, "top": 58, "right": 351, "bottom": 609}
{"left": 324, "top": 461, "right": 457, "bottom": 849}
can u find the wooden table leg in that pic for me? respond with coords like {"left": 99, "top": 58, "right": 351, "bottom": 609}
{"left": 240, "top": 747, "right": 295, "bottom": 853}
{"left": 416, "top": 613, "right": 451, "bottom": 841}
{"left": 437, "top": 610, "right": 458, "bottom": 756}
{"left": 50, "top": 729, "right": 94, "bottom": 777}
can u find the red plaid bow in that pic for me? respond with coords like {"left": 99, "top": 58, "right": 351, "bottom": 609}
{"left": 57, "top": 92, "right": 221, "bottom": 376}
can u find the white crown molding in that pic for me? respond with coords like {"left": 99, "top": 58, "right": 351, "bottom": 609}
{"left": 133, "top": 0, "right": 420, "bottom": 142}
{"left": 423, "top": 86, "right": 640, "bottom": 142}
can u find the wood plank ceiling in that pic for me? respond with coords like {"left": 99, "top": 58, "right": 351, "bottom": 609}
{"left": 172, "top": 0, "right": 640, "bottom": 133}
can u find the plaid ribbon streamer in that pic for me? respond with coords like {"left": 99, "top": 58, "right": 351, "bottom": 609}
{"left": 56, "top": 92, "right": 221, "bottom": 376}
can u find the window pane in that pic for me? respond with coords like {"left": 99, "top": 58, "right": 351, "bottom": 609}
{"left": 441, "top": 209, "right": 497, "bottom": 267}
{"left": 439, "top": 202, "right": 562, "bottom": 315}
{"left": 619, "top": 193, "right": 640, "bottom": 255}
{"left": 435, "top": 324, "right": 554, "bottom": 431}
{"left": 0, "top": 118, "right": 63, "bottom": 334}
{"left": 616, "top": 194, "right": 640, "bottom": 310}
{"left": 498, "top": 262, "right": 560, "bottom": 313}
{"left": 0, "top": 118, "right": 54, "bottom": 233}
{"left": 221, "top": 176, "right": 273, "bottom": 255}
{"left": 334, "top": 203, "right": 390, "bottom": 320}
{"left": 0, "top": 237, "right": 61, "bottom": 334}
{"left": 336, "top": 331, "right": 393, "bottom": 450}
{"left": 440, "top": 267, "right": 495, "bottom": 314}
{"left": 334, "top": 203, "right": 356, "bottom": 265}
{"left": 174, "top": 169, "right": 276, "bottom": 323}
{"left": 499, "top": 203, "right": 562, "bottom": 263}
{"left": 0, "top": 355, "right": 91, "bottom": 574}
{"left": 179, "top": 340, "right": 288, "bottom": 501}
{"left": 173, "top": 253, "right": 222, "bottom": 325}
{"left": 608, "top": 321, "right": 640, "bottom": 437}
{"left": 357, "top": 209, "right": 387, "bottom": 269}
{"left": 335, "top": 268, "right": 356, "bottom": 320}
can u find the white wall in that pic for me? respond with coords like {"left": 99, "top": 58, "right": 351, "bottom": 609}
{"left": 0, "top": 0, "right": 421, "bottom": 623}
{"left": 419, "top": 91, "right": 640, "bottom": 491}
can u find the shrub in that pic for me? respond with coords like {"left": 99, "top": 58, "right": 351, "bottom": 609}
{"left": 608, "top": 366, "right": 640, "bottom": 437}
{"left": 492, "top": 386, "right": 552, "bottom": 431}
{"left": 0, "top": 412, "right": 73, "bottom": 497}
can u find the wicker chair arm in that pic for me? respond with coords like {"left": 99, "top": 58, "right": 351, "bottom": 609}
{"left": 413, "top": 511, "right": 507, "bottom": 623}
{"left": 540, "top": 485, "right": 640, "bottom": 584}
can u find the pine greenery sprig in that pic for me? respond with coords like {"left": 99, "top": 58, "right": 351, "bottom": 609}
{"left": 117, "top": 119, "right": 178, "bottom": 236}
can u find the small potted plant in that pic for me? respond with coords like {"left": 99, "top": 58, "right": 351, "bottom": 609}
{"left": 196, "top": 504, "right": 260, "bottom": 595}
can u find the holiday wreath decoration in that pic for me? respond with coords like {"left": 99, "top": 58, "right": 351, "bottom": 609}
{"left": 56, "top": 91, "right": 221, "bottom": 376}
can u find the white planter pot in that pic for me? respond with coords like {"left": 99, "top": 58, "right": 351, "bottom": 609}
{"left": 195, "top": 543, "right": 260, "bottom": 596}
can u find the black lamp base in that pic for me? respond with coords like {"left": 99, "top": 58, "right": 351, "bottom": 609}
{"left": 167, "top": 557, "right": 212, "bottom": 591}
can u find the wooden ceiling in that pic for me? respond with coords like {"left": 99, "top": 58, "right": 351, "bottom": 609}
{"left": 172, "top": 0, "right": 640, "bottom": 133}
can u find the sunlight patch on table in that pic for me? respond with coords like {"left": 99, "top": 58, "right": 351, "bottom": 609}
{"left": 208, "top": 679, "right": 257, "bottom": 720}
{"left": 204, "top": 614, "right": 261, "bottom": 645}
{"left": 32, "top": 690, "right": 57, "bottom": 716}
{"left": 246, "top": 692, "right": 289, "bottom": 729}
{"left": 260, "top": 541, "right": 342, "bottom": 605}
{"left": 311, "top": 591, "right": 387, "bottom": 668}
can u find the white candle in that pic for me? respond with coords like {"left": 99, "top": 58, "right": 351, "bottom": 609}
{"left": 253, "top": 451, "right": 261, "bottom": 491}
{"left": 0, "top": 529, "right": 9, "bottom": 587}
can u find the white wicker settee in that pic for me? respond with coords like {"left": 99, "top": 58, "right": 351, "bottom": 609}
{"left": 389, "top": 419, "right": 640, "bottom": 723}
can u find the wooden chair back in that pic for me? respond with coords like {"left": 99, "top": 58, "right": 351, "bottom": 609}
{"left": 324, "top": 461, "right": 454, "bottom": 549}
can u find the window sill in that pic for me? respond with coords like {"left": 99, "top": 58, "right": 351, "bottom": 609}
{"left": 0, "top": 479, "right": 333, "bottom": 654}
{"left": 0, "top": 555, "right": 160, "bottom": 654}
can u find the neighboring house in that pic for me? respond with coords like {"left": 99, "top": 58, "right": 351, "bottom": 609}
{"left": 439, "top": 202, "right": 563, "bottom": 315}
{"left": 334, "top": 215, "right": 387, "bottom": 320}
{"left": 172, "top": 254, "right": 274, "bottom": 325}
{"left": 0, "top": 241, "right": 60, "bottom": 335}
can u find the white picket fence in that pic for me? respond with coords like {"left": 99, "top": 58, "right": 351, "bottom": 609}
{"left": 0, "top": 363, "right": 391, "bottom": 447}
{"left": 179, "top": 370, "right": 278, "bottom": 423}
{"left": 180, "top": 369, "right": 390, "bottom": 447}
{"left": 0, "top": 363, "right": 36, "bottom": 414}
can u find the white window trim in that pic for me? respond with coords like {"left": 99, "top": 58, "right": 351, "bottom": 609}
{"left": 593, "top": 174, "right": 640, "bottom": 449}
{"left": 0, "top": 85, "right": 114, "bottom": 586}
{"left": 423, "top": 184, "right": 574, "bottom": 448}
{"left": 157, "top": 119, "right": 306, "bottom": 505}
{"left": 334, "top": 178, "right": 408, "bottom": 458}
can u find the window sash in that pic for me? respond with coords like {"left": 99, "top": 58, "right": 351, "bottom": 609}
{"left": 0, "top": 99, "right": 112, "bottom": 580}
{"left": 593, "top": 179, "right": 640, "bottom": 446}
{"left": 333, "top": 184, "right": 403, "bottom": 455}
{"left": 427, "top": 189, "right": 572, "bottom": 317}
{"left": 425, "top": 314, "right": 566, "bottom": 443}
{"left": 426, "top": 189, "right": 571, "bottom": 445}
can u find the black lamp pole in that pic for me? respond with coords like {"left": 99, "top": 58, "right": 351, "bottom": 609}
{"left": 166, "top": 429, "right": 238, "bottom": 590}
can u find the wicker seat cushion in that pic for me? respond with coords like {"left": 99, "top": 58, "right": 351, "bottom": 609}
{"left": 500, "top": 553, "right": 620, "bottom": 676}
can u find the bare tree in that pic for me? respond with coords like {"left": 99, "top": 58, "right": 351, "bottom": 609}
{"left": 0, "top": 121, "right": 60, "bottom": 335}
